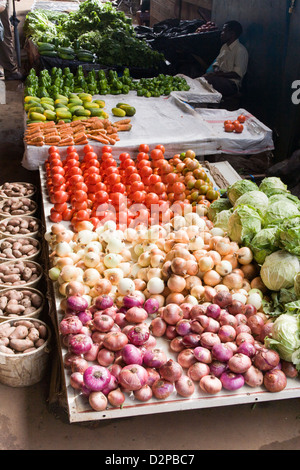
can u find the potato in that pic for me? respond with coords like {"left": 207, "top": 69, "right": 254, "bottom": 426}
{"left": 9, "top": 338, "right": 34, "bottom": 352}
{"left": 9, "top": 325, "right": 28, "bottom": 339}
{"left": 0, "top": 344, "right": 14, "bottom": 354}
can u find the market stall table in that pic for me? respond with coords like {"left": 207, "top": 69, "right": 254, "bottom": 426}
{"left": 22, "top": 92, "right": 273, "bottom": 170}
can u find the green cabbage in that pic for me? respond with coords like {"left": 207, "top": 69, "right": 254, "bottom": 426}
{"left": 294, "top": 273, "right": 300, "bottom": 299}
{"left": 260, "top": 250, "right": 300, "bottom": 291}
{"left": 278, "top": 216, "right": 300, "bottom": 256}
{"left": 263, "top": 200, "right": 300, "bottom": 227}
{"left": 268, "top": 193, "right": 300, "bottom": 209}
{"left": 227, "top": 179, "right": 258, "bottom": 205}
{"left": 213, "top": 208, "right": 233, "bottom": 232}
{"left": 259, "top": 177, "right": 288, "bottom": 197}
{"left": 265, "top": 313, "right": 300, "bottom": 363}
{"left": 249, "top": 226, "right": 280, "bottom": 265}
{"left": 228, "top": 204, "right": 262, "bottom": 245}
{"left": 207, "top": 198, "right": 232, "bottom": 222}
{"left": 234, "top": 190, "right": 269, "bottom": 216}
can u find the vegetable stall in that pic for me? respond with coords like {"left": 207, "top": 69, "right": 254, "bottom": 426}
{"left": 1, "top": 0, "right": 300, "bottom": 424}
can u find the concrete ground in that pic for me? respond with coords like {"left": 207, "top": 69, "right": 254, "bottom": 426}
{"left": 0, "top": 0, "right": 300, "bottom": 452}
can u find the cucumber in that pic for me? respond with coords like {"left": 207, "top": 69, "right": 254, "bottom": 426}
{"left": 57, "top": 46, "right": 75, "bottom": 55}
{"left": 37, "top": 42, "right": 56, "bottom": 51}
{"left": 39, "top": 50, "right": 58, "bottom": 57}
{"left": 58, "top": 52, "right": 76, "bottom": 60}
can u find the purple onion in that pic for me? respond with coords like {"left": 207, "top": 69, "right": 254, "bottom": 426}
{"left": 95, "top": 294, "right": 114, "bottom": 310}
{"left": 143, "top": 348, "right": 167, "bottom": 369}
{"left": 66, "top": 295, "right": 88, "bottom": 313}
{"left": 83, "top": 365, "right": 111, "bottom": 392}
{"left": 127, "top": 323, "right": 150, "bottom": 346}
{"left": 182, "top": 333, "right": 201, "bottom": 348}
{"left": 212, "top": 343, "right": 234, "bottom": 362}
{"left": 152, "top": 378, "right": 174, "bottom": 399}
{"left": 68, "top": 333, "right": 93, "bottom": 355}
{"left": 123, "top": 294, "right": 144, "bottom": 309}
{"left": 218, "top": 324, "right": 236, "bottom": 343}
{"left": 144, "top": 298, "right": 159, "bottom": 314}
{"left": 176, "top": 319, "right": 192, "bottom": 336}
{"left": 77, "top": 309, "right": 93, "bottom": 325}
{"left": 102, "top": 374, "right": 118, "bottom": 395}
{"left": 59, "top": 316, "right": 83, "bottom": 336}
{"left": 200, "top": 332, "right": 221, "bottom": 349}
{"left": 206, "top": 303, "right": 221, "bottom": 320}
{"left": 237, "top": 341, "right": 256, "bottom": 358}
{"left": 220, "top": 370, "right": 245, "bottom": 390}
{"left": 121, "top": 344, "right": 143, "bottom": 365}
{"left": 193, "top": 346, "right": 212, "bottom": 364}
{"left": 210, "top": 360, "right": 228, "bottom": 377}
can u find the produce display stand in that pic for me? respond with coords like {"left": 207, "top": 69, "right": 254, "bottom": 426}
{"left": 39, "top": 164, "right": 300, "bottom": 424}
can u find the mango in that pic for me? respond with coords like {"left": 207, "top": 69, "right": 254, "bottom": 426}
{"left": 112, "top": 107, "right": 126, "bottom": 117}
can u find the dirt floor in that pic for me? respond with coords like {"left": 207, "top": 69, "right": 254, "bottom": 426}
{"left": 0, "top": 0, "right": 300, "bottom": 452}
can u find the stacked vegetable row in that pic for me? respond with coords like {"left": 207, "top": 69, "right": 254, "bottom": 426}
{"left": 43, "top": 147, "right": 300, "bottom": 413}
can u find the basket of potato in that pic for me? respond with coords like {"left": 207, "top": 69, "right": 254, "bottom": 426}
{"left": 0, "top": 216, "right": 41, "bottom": 239}
{"left": 0, "top": 182, "right": 36, "bottom": 199}
{"left": 0, "top": 317, "right": 51, "bottom": 386}
{"left": 0, "top": 197, "right": 37, "bottom": 219}
{"left": 0, "top": 260, "right": 43, "bottom": 289}
{"left": 0, "top": 287, "right": 45, "bottom": 322}
{"left": 0, "top": 237, "right": 41, "bottom": 262}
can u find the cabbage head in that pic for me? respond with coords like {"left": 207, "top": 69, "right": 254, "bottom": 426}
{"left": 260, "top": 250, "right": 300, "bottom": 291}
{"left": 213, "top": 208, "right": 233, "bottom": 232}
{"left": 278, "top": 216, "right": 300, "bottom": 256}
{"left": 265, "top": 313, "right": 300, "bottom": 362}
{"left": 234, "top": 190, "right": 269, "bottom": 216}
{"left": 228, "top": 204, "right": 262, "bottom": 245}
{"left": 249, "top": 226, "right": 280, "bottom": 265}
{"left": 268, "top": 193, "right": 300, "bottom": 209}
{"left": 259, "top": 177, "right": 288, "bottom": 197}
{"left": 227, "top": 179, "right": 258, "bottom": 205}
{"left": 207, "top": 198, "right": 232, "bottom": 222}
{"left": 263, "top": 200, "right": 299, "bottom": 227}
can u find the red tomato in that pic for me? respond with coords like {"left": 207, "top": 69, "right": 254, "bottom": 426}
{"left": 74, "top": 190, "right": 88, "bottom": 202}
{"left": 122, "top": 158, "right": 135, "bottom": 169}
{"left": 124, "top": 166, "right": 137, "bottom": 178}
{"left": 234, "top": 123, "right": 244, "bottom": 133}
{"left": 149, "top": 174, "right": 161, "bottom": 185}
{"left": 74, "top": 182, "right": 88, "bottom": 192}
{"left": 128, "top": 173, "right": 141, "bottom": 183}
{"left": 106, "top": 173, "right": 121, "bottom": 186}
{"left": 51, "top": 166, "right": 65, "bottom": 177}
{"left": 86, "top": 174, "right": 101, "bottom": 185}
{"left": 94, "top": 190, "right": 109, "bottom": 204}
{"left": 224, "top": 120, "right": 233, "bottom": 126}
{"left": 68, "top": 175, "right": 84, "bottom": 186}
{"left": 130, "top": 181, "right": 145, "bottom": 193}
{"left": 172, "top": 182, "right": 186, "bottom": 194}
{"left": 76, "top": 209, "right": 90, "bottom": 221}
{"left": 237, "top": 114, "right": 246, "bottom": 123}
{"left": 52, "top": 190, "right": 69, "bottom": 204}
{"left": 112, "top": 182, "right": 126, "bottom": 193}
{"left": 53, "top": 202, "right": 68, "bottom": 213}
{"left": 155, "top": 144, "right": 165, "bottom": 153}
{"left": 145, "top": 192, "right": 160, "bottom": 207}
{"left": 95, "top": 182, "right": 107, "bottom": 192}
{"left": 137, "top": 152, "right": 149, "bottom": 162}
{"left": 224, "top": 123, "right": 235, "bottom": 133}
{"left": 89, "top": 217, "right": 101, "bottom": 228}
{"left": 102, "top": 145, "right": 112, "bottom": 154}
{"left": 137, "top": 159, "right": 151, "bottom": 169}
{"left": 62, "top": 208, "right": 74, "bottom": 221}
{"left": 150, "top": 149, "right": 164, "bottom": 160}
{"left": 131, "top": 190, "right": 146, "bottom": 203}
{"left": 139, "top": 144, "right": 150, "bottom": 153}
{"left": 83, "top": 145, "right": 94, "bottom": 153}
{"left": 72, "top": 200, "right": 88, "bottom": 211}
{"left": 110, "top": 192, "right": 126, "bottom": 207}
{"left": 66, "top": 158, "right": 79, "bottom": 168}
{"left": 49, "top": 158, "right": 62, "bottom": 169}
{"left": 101, "top": 152, "right": 113, "bottom": 161}
{"left": 86, "top": 166, "right": 100, "bottom": 175}
{"left": 140, "top": 166, "right": 153, "bottom": 179}
{"left": 51, "top": 174, "right": 65, "bottom": 187}
{"left": 48, "top": 146, "right": 59, "bottom": 154}
{"left": 49, "top": 209, "right": 62, "bottom": 223}
{"left": 119, "top": 152, "right": 131, "bottom": 162}
{"left": 66, "top": 151, "right": 79, "bottom": 160}
{"left": 154, "top": 182, "right": 166, "bottom": 194}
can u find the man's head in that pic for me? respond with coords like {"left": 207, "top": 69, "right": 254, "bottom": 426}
{"left": 221, "top": 20, "right": 243, "bottom": 44}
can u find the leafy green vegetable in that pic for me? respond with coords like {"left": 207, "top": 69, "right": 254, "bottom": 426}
{"left": 227, "top": 179, "right": 258, "bottom": 205}
{"left": 265, "top": 314, "right": 300, "bottom": 364}
{"left": 295, "top": 273, "right": 300, "bottom": 299}
{"left": 262, "top": 288, "right": 298, "bottom": 317}
{"left": 278, "top": 215, "right": 300, "bottom": 256}
{"left": 259, "top": 176, "right": 288, "bottom": 197}
{"left": 233, "top": 190, "right": 269, "bottom": 217}
{"left": 268, "top": 193, "right": 300, "bottom": 209}
{"left": 207, "top": 198, "right": 232, "bottom": 222}
{"left": 260, "top": 250, "right": 300, "bottom": 291}
{"left": 249, "top": 226, "right": 280, "bottom": 265}
{"left": 228, "top": 204, "right": 262, "bottom": 245}
{"left": 263, "top": 200, "right": 299, "bottom": 227}
{"left": 213, "top": 208, "right": 233, "bottom": 232}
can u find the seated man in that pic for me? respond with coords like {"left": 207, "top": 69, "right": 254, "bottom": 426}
{"left": 203, "top": 20, "right": 248, "bottom": 97}
{"left": 136, "top": 0, "right": 150, "bottom": 26}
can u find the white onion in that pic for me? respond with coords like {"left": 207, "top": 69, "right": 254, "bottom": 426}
{"left": 232, "top": 292, "right": 247, "bottom": 304}
{"left": 76, "top": 230, "right": 97, "bottom": 245}
{"left": 84, "top": 252, "right": 101, "bottom": 268}
{"left": 104, "top": 253, "right": 122, "bottom": 268}
{"left": 147, "top": 277, "right": 165, "bottom": 294}
{"left": 188, "top": 236, "right": 204, "bottom": 251}
{"left": 215, "top": 260, "right": 232, "bottom": 276}
{"left": 118, "top": 278, "right": 135, "bottom": 295}
{"left": 103, "top": 221, "right": 117, "bottom": 231}
{"left": 83, "top": 268, "right": 101, "bottom": 287}
{"left": 56, "top": 241, "right": 73, "bottom": 257}
{"left": 106, "top": 238, "right": 124, "bottom": 254}
{"left": 247, "top": 293, "right": 262, "bottom": 310}
{"left": 210, "top": 227, "right": 225, "bottom": 237}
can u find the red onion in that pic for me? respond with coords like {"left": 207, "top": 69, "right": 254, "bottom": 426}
{"left": 193, "top": 346, "right": 212, "bottom": 364}
{"left": 134, "top": 384, "right": 153, "bottom": 402}
{"left": 114, "top": 312, "right": 128, "bottom": 328}
{"left": 160, "top": 358, "right": 183, "bottom": 381}
{"left": 95, "top": 294, "right": 114, "bottom": 310}
{"left": 177, "top": 349, "right": 197, "bottom": 368}
{"left": 182, "top": 333, "right": 201, "bottom": 348}
{"left": 143, "top": 348, "right": 167, "bottom": 369}
{"left": 188, "top": 362, "right": 210, "bottom": 381}
{"left": 165, "top": 325, "right": 177, "bottom": 340}
{"left": 127, "top": 323, "right": 150, "bottom": 346}
{"left": 152, "top": 378, "right": 174, "bottom": 399}
{"left": 108, "top": 363, "right": 122, "bottom": 380}
{"left": 189, "top": 304, "right": 207, "bottom": 319}
{"left": 235, "top": 324, "right": 252, "bottom": 335}
{"left": 259, "top": 322, "right": 274, "bottom": 342}
{"left": 93, "top": 314, "right": 115, "bottom": 333}
{"left": 69, "top": 333, "right": 93, "bottom": 355}
{"left": 89, "top": 391, "right": 108, "bottom": 411}
{"left": 150, "top": 317, "right": 167, "bottom": 337}
{"left": 237, "top": 341, "right": 256, "bottom": 358}
{"left": 190, "top": 318, "right": 205, "bottom": 334}
{"left": 66, "top": 295, "right": 88, "bottom": 312}
{"left": 236, "top": 332, "right": 255, "bottom": 346}
{"left": 176, "top": 319, "right": 192, "bottom": 336}
{"left": 218, "top": 324, "right": 236, "bottom": 343}
{"left": 219, "top": 312, "right": 238, "bottom": 328}
{"left": 170, "top": 336, "right": 185, "bottom": 352}
{"left": 263, "top": 369, "right": 287, "bottom": 392}
{"left": 81, "top": 384, "right": 91, "bottom": 396}
{"left": 220, "top": 370, "right": 245, "bottom": 390}
{"left": 102, "top": 331, "right": 128, "bottom": 351}
{"left": 206, "top": 303, "right": 221, "bottom": 320}
{"left": 200, "top": 332, "right": 221, "bottom": 349}
{"left": 180, "top": 303, "right": 193, "bottom": 319}
{"left": 226, "top": 342, "right": 238, "bottom": 354}
{"left": 121, "top": 344, "right": 143, "bottom": 365}
{"left": 92, "top": 331, "right": 105, "bottom": 345}
{"left": 146, "top": 367, "right": 160, "bottom": 386}
{"left": 125, "top": 306, "right": 148, "bottom": 323}
{"left": 212, "top": 343, "right": 233, "bottom": 362}
{"left": 228, "top": 353, "right": 252, "bottom": 374}
{"left": 71, "top": 356, "right": 89, "bottom": 374}
{"left": 84, "top": 342, "right": 100, "bottom": 362}
{"left": 199, "top": 374, "right": 222, "bottom": 394}
{"left": 210, "top": 360, "right": 228, "bottom": 377}
{"left": 247, "top": 314, "right": 265, "bottom": 336}
{"left": 97, "top": 347, "right": 115, "bottom": 367}
{"left": 144, "top": 298, "right": 159, "bottom": 314}
{"left": 162, "top": 304, "right": 183, "bottom": 325}
{"left": 83, "top": 365, "right": 111, "bottom": 391}
{"left": 119, "top": 364, "right": 148, "bottom": 391}
{"left": 227, "top": 300, "right": 245, "bottom": 316}
{"left": 205, "top": 317, "right": 220, "bottom": 333}
{"left": 60, "top": 316, "right": 83, "bottom": 336}
{"left": 123, "top": 294, "right": 143, "bottom": 309}
{"left": 243, "top": 304, "right": 257, "bottom": 318}
{"left": 107, "top": 387, "right": 125, "bottom": 407}
{"left": 70, "top": 371, "right": 84, "bottom": 390}
{"left": 235, "top": 313, "right": 248, "bottom": 325}
{"left": 101, "top": 306, "right": 118, "bottom": 319}
{"left": 102, "top": 374, "right": 118, "bottom": 395}
{"left": 175, "top": 375, "right": 195, "bottom": 397}
{"left": 253, "top": 348, "right": 280, "bottom": 371}
{"left": 281, "top": 360, "right": 298, "bottom": 378}
{"left": 77, "top": 310, "right": 93, "bottom": 325}
{"left": 243, "top": 365, "right": 263, "bottom": 387}
{"left": 213, "top": 291, "right": 233, "bottom": 308}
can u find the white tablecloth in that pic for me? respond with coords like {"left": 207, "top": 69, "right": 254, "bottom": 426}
{"left": 22, "top": 89, "right": 274, "bottom": 170}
